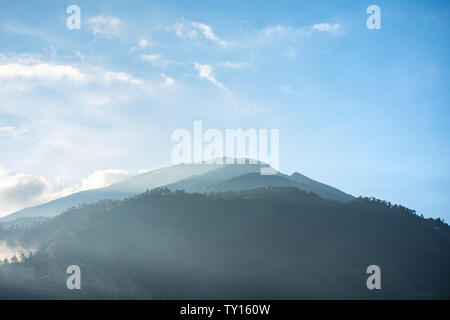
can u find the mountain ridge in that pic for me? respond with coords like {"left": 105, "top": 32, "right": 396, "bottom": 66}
{"left": 0, "top": 160, "right": 353, "bottom": 223}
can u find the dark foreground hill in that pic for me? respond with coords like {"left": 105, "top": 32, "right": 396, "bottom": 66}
{"left": 0, "top": 187, "right": 449, "bottom": 299}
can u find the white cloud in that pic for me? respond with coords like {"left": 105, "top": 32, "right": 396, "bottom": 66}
{"left": 0, "top": 63, "right": 87, "bottom": 82}
{"left": 141, "top": 53, "right": 163, "bottom": 63}
{"left": 87, "top": 15, "right": 123, "bottom": 38}
{"left": 140, "top": 54, "right": 182, "bottom": 68}
{"left": 0, "top": 53, "right": 41, "bottom": 64}
{"left": 101, "top": 70, "right": 143, "bottom": 85}
{"left": 0, "top": 166, "right": 54, "bottom": 217}
{"left": 0, "top": 60, "right": 144, "bottom": 87}
{"left": 160, "top": 73, "right": 174, "bottom": 86}
{"left": 173, "top": 19, "right": 230, "bottom": 47}
{"left": 191, "top": 21, "right": 230, "bottom": 47}
{"left": 311, "top": 23, "right": 340, "bottom": 33}
{"left": 0, "top": 126, "right": 15, "bottom": 135}
{"left": 3, "top": 20, "right": 34, "bottom": 37}
{"left": 194, "top": 63, "right": 229, "bottom": 92}
{"left": 80, "top": 169, "right": 128, "bottom": 191}
{"left": 258, "top": 22, "right": 341, "bottom": 40}
{"left": 139, "top": 39, "right": 150, "bottom": 48}
{"left": 0, "top": 166, "right": 129, "bottom": 217}
{"left": 258, "top": 25, "right": 291, "bottom": 38}
{"left": 78, "top": 94, "right": 112, "bottom": 107}
{"left": 279, "top": 84, "right": 300, "bottom": 95}
{"left": 0, "top": 126, "right": 27, "bottom": 138}
{"left": 219, "top": 62, "right": 249, "bottom": 70}
{"left": 2, "top": 20, "right": 58, "bottom": 43}
{"left": 130, "top": 39, "right": 151, "bottom": 51}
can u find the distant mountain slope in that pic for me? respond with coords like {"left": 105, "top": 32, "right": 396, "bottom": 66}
{"left": 167, "top": 166, "right": 354, "bottom": 202}
{"left": 165, "top": 162, "right": 263, "bottom": 192}
{"left": 288, "top": 172, "right": 354, "bottom": 202}
{"left": 106, "top": 162, "right": 222, "bottom": 194}
{"left": 0, "top": 189, "right": 131, "bottom": 222}
{"left": 212, "top": 172, "right": 303, "bottom": 191}
{"left": 0, "top": 160, "right": 353, "bottom": 222}
{"left": 0, "top": 163, "right": 220, "bottom": 223}
{"left": 1, "top": 188, "right": 448, "bottom": 299}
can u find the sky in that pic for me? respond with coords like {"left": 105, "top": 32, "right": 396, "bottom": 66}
{"left": 0, "top": 0, "right": 449, "bottom": 221}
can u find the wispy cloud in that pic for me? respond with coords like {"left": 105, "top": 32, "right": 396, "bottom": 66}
{"left": 0, "top": 60, "right": 144, "bottom": 86}
{"left": 311, "top": 23, "right": 340, "bottom": 33}
{"left": 2, "top": 20, "right": 60, "bottom": 43}
{"left": 0, "top": 63, "right": 87, "bottom": 82}
{"left": 258, "top": 25, "right": 294, "bottom": 38}
{"left": 219, "top": 61, "right": 249, "bottom": 70}
{"left": 87, "top": 15, "right": 123, "bottom": 38}
{"left": 130, "top": 39, "right": 151, "bottom": 51}
{"left": 0, "top": 240, "right": 34, "bottom": 262}
{"left": 173, "top": 19, "right": 230, "bottom": 47}
{"left": 141, "top": 53, "right": 165, "bottom": 66}
{"left": 138, "top": 39, "right": 150, "bottom": 48}
{"left": 101, "top": 70, "right": 143, "bottom": 85}
{"left": 278, "top": 84, "right": 300, "bottom": 95}
{"left": 160, "top": 73, "right": 174, "bottom": 86}
{"left": 190, "top": 21, "right": 230, "bottom": 47}
{"left": 258, "top": 22, "right": 341, "bottom": 40}
{"left": 3, "top": 20, "right": 34, "bottom": 36}
{"left": 140, "top": 54, "right": 183, "bottom": 68}
{"left": 0, "top": 126, "right": 27, "bottom": 138}
{"left": 194, "top": 63, "right": 229, "bottom": 92}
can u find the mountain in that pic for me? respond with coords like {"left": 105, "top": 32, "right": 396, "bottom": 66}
{"left": 0, "top": 216, "right": 48, "bottom": 229}
{"left": 106, "top": 162, "right": 223, "bottom": 194}
{"left": 212, "top": 172, "right": 310, "bottom": 191}
{"left": 0, "top": 160, "right": 353, "bottom": 223}
{"left": 164, "top": 162, "right": 264, "bottom": 192}
{"left": 1, "top": 187, "right": 449, "bottom": 299}
{"left": 0, "top": 189, "right": 132, "bottom": 223}
{"left": 0, "top": 162, "right": 221, "bottom": 223}
{"left": 166, "top": 164, "right": 354, "bottom": 202}
{"left": 288, "top": 172, "right": 354, "bottom": 202}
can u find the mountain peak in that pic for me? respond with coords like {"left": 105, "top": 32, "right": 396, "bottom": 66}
{"left": 0, "top": 161, "right": 352, "bottom": 223}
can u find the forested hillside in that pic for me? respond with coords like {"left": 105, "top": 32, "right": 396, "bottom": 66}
{"left": 0, "top": 187, "right": 449, "bottom": 299}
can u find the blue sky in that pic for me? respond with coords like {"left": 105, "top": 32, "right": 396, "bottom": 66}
{"left": 0, "top": 0, "right": 449, "bottom": 221}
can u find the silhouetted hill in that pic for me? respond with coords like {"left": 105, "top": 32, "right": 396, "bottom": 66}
{"left": 1, "top": 187, "right": 448, "bottom": 299}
